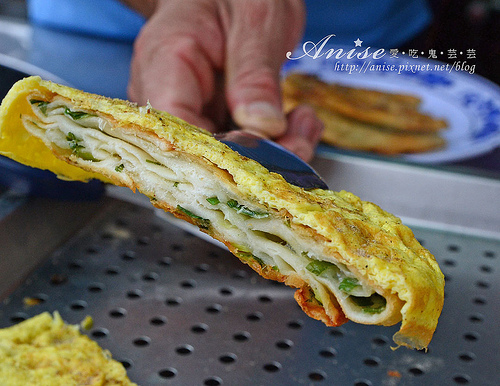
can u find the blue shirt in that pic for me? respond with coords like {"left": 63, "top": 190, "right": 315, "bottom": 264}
{"left": 27, "top": 0, "right": 145, "bottom": 41}
{"left": 28, "top": 0, "right": 431, "bottom": 47}
{"left": 304, "top": 0, "right": 431, "bottom": 48}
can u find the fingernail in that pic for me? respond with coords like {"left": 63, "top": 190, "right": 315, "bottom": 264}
{"left": 233, "top": 102, "right": 286, "bottom": 136}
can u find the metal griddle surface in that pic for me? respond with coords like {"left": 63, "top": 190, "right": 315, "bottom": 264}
{"left": 0, "top": 198, "right": 498, "bottom": 386}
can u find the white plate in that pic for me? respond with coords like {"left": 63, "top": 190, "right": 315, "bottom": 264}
{"left": 282, "top": 51, "right": 500, "bottom": 163}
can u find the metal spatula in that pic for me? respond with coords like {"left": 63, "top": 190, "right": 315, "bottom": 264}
{"left": 214, "top": 130, "right": 328, "bottom": 190}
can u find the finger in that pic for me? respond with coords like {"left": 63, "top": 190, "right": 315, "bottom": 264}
{"left": 221, "top": 0, "right": 305, "bottom": 137}
{"left": 128, "top": 1, "right": 224, "bottom": 132}
{"left": 276, "top": 104, "right": 324, "bottom": 162}
{"left": 129, "top": 36, "right": 216, "bottom": 131}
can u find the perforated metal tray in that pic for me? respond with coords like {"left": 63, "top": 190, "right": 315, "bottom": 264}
{"left": 1, "top": 198, "right": 498, "bottom": 386}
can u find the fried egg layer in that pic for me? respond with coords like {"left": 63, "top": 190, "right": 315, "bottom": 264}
{"left": 0, "top": 77, "right": 444, "bottom": 349}
{"left": 0, "top": 312, "right": 135, "bottom": 385}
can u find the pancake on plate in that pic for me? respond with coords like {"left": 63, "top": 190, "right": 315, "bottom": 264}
{"left": 282, "top": 73, "right": 448, "bottom": 154}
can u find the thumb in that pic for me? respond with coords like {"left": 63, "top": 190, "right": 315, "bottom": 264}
{"left": 222, "top": 0, "right": 304, "bottom": 137}
{"left": 228, "top": 63, "right": 285, "bottom": 137}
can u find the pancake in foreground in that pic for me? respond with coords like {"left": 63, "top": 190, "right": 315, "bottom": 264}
{"left": 0, "top": 312, "right": 136, "bottom": 386}
{"left": 0, "top": 77, "right": 444, "bottom": 350}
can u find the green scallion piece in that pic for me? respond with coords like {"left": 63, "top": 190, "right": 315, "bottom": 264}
{"left": 206, "top": 196, "right": 220, "bottom": 205}
{"left": 30, "top": 99, "right": 49, "bottom": 115}
{"left": 252, "top": 256, "right": 265, "bottom": 267}
{"left": 66, "top": 132, "right": 83, "bottom": 150}
{"left": 227, "top": 199, "right": 239, "bottom": 209}
{"left": 146, "top": 159, "right": 162, "bottom": 165}
{"left": 305, "top": 288, "right": 323, "bottom": 306}
{"left": 177, "top": 205, "right": 210, "bottom": 229}
{"left": 65, "top": 132, "right": 98, "bottom": 161}
{"left": 64, "top": 107, "right": 93, "bottom": 120}
{"left": 305, "top": 260, "right": 335, "bottom": 276}
{"left": 339, "top": 277, "right": 360, "bottom": 294}
{"left": 351, "top": 294, "right": 386, "bottom": 314}
{"left": 226, "top": 199, "right": 269, "bottom": 219}
{"left": 76, "top": 150, "right": 99, "bottom": 162}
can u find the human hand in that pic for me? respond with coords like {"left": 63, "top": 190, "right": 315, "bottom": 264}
{"left": 127, "top": 0, "right": 323, "bottom": 161}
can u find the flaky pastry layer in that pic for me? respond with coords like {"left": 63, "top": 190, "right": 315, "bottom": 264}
{"left": 0, "top": 77, "right": 445, "bottom": 349}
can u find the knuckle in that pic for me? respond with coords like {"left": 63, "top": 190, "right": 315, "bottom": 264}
{"left": 170, "top": 37, "right": 201, "bottom": 62}
{"left": 233, "top": 65, "right": 277, "bottom": 92}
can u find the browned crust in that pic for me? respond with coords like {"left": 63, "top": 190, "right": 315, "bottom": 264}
{"left": 294, "top": 286, "right": 348, "bottom": 327}
{"left": 333, "top": 82, "right": 422, "bottom": 109}
{"left": 315, "top": 105, "right": 446, "bottom": 155}
{"left": 282, "top": 73, "right": 448, "bottom": 133}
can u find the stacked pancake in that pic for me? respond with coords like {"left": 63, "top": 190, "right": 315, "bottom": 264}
{"left": 282, "top": 73, "right": 448, "bottom": 155}
{"left": 0, "top": 77, "right": 444, "bottom": 350}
